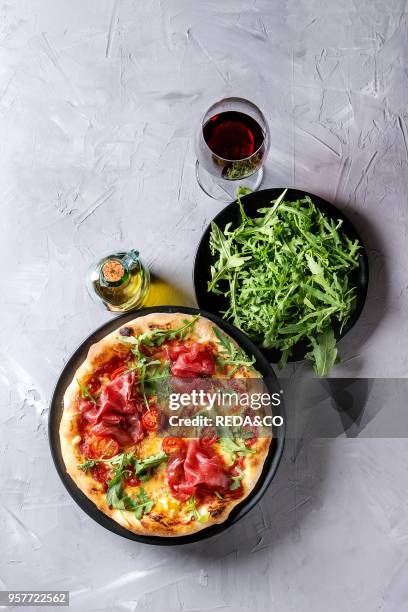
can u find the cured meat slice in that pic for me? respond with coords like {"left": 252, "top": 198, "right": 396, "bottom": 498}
{"left": 166, "top": 439, "right": 229, "bottom": 501}
{"left": 168, "top": 343, "right": 216, "bottom": 378}
{"left": 80, "top": 372, "right": 144, "bottom": 445}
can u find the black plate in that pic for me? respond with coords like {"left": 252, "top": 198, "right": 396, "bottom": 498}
{"left": 49, "top": 306, "right": 285, "bottom": 545}
{"left": 194, "top": 188, "right": 369, "bottom": 363}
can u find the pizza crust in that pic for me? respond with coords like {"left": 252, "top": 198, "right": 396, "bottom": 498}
{"left": 59, "top": 313, "right": 272, "bottom": 538}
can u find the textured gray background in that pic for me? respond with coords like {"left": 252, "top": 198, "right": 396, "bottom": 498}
{"left": 1, "top": 1, "right": 408, "bottom": 611}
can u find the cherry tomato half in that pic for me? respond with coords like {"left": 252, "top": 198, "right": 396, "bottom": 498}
{"left": 243, "top": 425, "right": 258, "bottom": 448}
{"left": 200, "top": 427, "right": 218, "bottom": 446}
{"left": 162, "top": 436, "right": 186, "bottom": 455}
{"left": 92, "top": 463, "right": 110, "bottom": 487}
{"left": 89, "top": 435, "right": 119, "bottom": 459}
{"left": 110, "top": 365, "right": 129, "bottom": 380}
{"left": 235, "top": 456, "right": 245, "bottom": 470}
{"left": 124, "top": 472, "right": 141, "bottom": 487}
{"left": 142, "top": 407, "right": 161, "bottom": 432}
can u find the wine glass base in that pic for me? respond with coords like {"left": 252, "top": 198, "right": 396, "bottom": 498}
{"left": 195, "top": 161, "right": 263, "bottom": 202}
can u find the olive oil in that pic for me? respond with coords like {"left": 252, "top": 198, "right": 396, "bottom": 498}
{"left": 143, "top": 274, "right": 192, "bottom": 307}
{"left": 87, "top": 249, "right": 150, "bottom": 312}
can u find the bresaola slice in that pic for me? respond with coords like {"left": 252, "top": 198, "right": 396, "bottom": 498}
{"left": 166, "top": 453, "right": 195, "bottom": 501}
{"left": 125, "top": 412, "right": 145, "bottom": 444}
{"left": 168, "top": 343, "right": 216, "bottom": 378}
{"left": 184, "top": 440, "right": 230, "bottom": 489}
{"left": 99, "top": 372, "right": 140, "bottom": 414}
{"left": 91, "top": 422, "right": 134, "bottom": 446}
{"left": 80, "top": 372, "right": 145, "bottom": 445}
{"left": 167, "top": 439, "right": 230, "bottom": 501}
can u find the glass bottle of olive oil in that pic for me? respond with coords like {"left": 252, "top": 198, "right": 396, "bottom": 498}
{"left": 87, "top": 249, "right": 150, "bottom": 312}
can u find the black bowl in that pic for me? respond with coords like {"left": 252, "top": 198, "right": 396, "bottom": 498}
{"left": 49, "top": 306, "right": 285, "bottom": 545}
{"left": 194, "top": 188, "right": 369, "bottom": 363}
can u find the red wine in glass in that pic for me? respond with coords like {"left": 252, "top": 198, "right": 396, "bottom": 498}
{"left": 195, "top": 98, "right": 270, "bottom": 200}
{"left": 203, "top": 111, "right": 264, "bottom": 160}
{"left": 202, "top": 110, "right": 265, "bottom": 180}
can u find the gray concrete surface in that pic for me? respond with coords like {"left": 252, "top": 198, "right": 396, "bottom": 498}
{"left": 1, "top": 1, "right": 408, "bottom": 610}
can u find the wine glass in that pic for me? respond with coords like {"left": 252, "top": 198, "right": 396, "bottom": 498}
{"left": 195, "top": 97, "right": 270, "bottom": 202}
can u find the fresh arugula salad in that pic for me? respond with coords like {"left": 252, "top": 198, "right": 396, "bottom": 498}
{"left": 208, "top": 189, "right": 362, "bottom": 376}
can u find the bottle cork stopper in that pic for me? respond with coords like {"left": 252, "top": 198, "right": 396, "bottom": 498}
{"left": 102, "top": 259, "right": 125, "bottom": 283}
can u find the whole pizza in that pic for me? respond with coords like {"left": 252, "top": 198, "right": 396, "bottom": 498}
{"left": 60, "top": 313, "right": 271, "bottom": 537}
